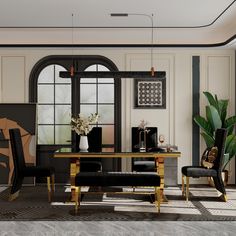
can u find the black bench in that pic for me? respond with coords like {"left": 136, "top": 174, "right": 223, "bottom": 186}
{"left": 74, "top": 172, "right": 161, "bottom": 213}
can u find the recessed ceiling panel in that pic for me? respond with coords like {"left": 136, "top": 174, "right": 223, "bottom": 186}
{"left": 0, "top": 0, "right": 234, "bottom": 28}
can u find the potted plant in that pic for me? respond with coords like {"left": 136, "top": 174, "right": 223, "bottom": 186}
{"left": 194, "top": 91, "right": 236, "bottom": 185}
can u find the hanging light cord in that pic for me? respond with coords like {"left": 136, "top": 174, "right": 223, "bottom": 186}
{"left": 70, "top": 13, "right": 75, "bottom": 76}
{"left": 111, "top": 13, "right": 155, "bottom": 76}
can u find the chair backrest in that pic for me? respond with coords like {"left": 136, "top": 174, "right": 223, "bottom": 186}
{"left": 87, "top": 127, "right": 102, "bottom": 152}
{"left": 0, "top": 129, "right": 5, "bottom": 140}
{"left": 132, "top": 127, "right": 158, "bottom": 152}
{"left": 9, "top": 128, "right": 26, "bottom": 174}
{"left": 213, "top": 128, "right": 227, "bottom": 171}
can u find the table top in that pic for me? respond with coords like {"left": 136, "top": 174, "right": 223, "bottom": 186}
{"left": 54, "top": 147, "right": 181, "bottom": 158}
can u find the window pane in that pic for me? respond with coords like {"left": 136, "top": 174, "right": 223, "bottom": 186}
{"left": 80, "top": 84, "right": 96, "bottom": 103}
{"left": 55, "top": 84, "right": 71, "bottom": 103}
{"left": 55, "top": 125, "right": 71, "bottom": 144}
{"left": 38, "top": 105, "right": 54, "bottom": 124}
{"left": 55, "top": 65, "right": 70, "bottom": 84}
{"left": 100, "top": 125, "right": 114, "bottom": 144}
{"left": 38, "top": 125, "right": 54, "bottom": 144}
{"left": 98, "top": 105, "right": 114, "bottom": 124}
{"left": 38, "top": 65, "right": 54, "bottom": 83}
{"left": 98, "top": 84, "right": 114, "bottom": 103}
{"left": 80, "top": 105, "right": 97, "bottom": 117}
{"left": 85, "top": 65, "right": 97, "bottom": 71}
{"left": 38, "top": 85, "right": 54, "bottom": 103}
{"left": 98, "top": 65, "right": 109, "bottom": 71}
{"left": 98, "top": 78, "right": 114, "bottom": 83}
{"left": 80, "top": 78, "right": 96, "bottom": 83}
{"left": 55, "top": 105, "right": 71, "bottom": 124}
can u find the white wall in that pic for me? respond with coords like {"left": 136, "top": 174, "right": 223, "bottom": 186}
{"left": 0, "top": 47, "right": 235, "bottom": 184}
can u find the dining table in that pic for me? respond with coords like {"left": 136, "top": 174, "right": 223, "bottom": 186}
{"left": 53, "top": 148, "right": 181, "bottom": 202}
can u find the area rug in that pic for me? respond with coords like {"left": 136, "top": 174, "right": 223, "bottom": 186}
{"left": 1, "top": 185, "right": 236, "bottom": 221}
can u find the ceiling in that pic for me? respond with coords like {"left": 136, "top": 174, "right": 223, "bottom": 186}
{"left": 0, "top": 0, "right": 236, "bottom": 47}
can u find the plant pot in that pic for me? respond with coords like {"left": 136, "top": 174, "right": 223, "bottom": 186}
{"left": 208, "top": 169, "right": 229, "bottom": 187}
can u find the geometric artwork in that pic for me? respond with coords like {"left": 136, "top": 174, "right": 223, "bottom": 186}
{"left": 134, "top": 78, "right": 166, "bottom": 109}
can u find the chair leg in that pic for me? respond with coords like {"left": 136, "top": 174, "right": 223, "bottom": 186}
{"left": 75, "top": 186, "right": 81, "bottom": 214}
{"left": 47, "top": 176, "right": 52, "bottom": 202}
{"left": 186, "top": 176, "right": 190, "bottom": 201}
{"left": 9, "top": 175, "right": 23, "bottom": 201}
{"left": 213, "top": 174, "right": 227, "bottom": 202}
{"left": 51, "top": 174, "right": 55, "bottom": 193}
{"left": 182, "top": 174, "right": 185, "bottom": 197}
{"left": 154, "top": 187, "right": 161, "bottom": 213}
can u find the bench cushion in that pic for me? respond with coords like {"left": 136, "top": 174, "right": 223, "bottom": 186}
{"left": 75, "top": 172, "right": 160, "bottom": 187}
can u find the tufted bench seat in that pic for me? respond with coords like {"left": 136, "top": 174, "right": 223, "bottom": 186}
{"left": 74, "top": 172, "right": 161, "bottom": 213}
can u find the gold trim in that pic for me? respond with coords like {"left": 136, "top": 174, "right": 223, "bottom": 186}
{"left": 181, "top": 175, "right": 185, "bottom": 196}
{"left": 186, "top": 176, "right": 189, "bottom": 201}
{"left": 9, "top": 190, "right": 20, "bottom": 201}
{"left": 220, "top": 194, "right": 228, "bottom": 202}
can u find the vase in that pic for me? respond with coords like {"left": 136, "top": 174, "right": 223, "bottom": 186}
{"left": 79, "top": 135, "right": 89, "bottom": 152}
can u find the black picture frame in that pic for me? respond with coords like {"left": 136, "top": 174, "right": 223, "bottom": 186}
{"left": 134, "top": 77, "right": 166, "bottom": 109}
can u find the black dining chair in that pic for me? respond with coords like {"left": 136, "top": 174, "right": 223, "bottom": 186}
{"left": 9, "top": 128, "right": 55, "bottom": 202}
{"left": 182, "top": 128, "right": 228, "bottom": 201}
{"left": 75, "top": 127, "right": 102, "bottom": 172}
{"left": 131, "top": 127, "right": 158, "bottom": 172}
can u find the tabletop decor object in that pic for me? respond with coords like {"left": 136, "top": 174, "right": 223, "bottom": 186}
{"left": 71, "top": 113, "right": 99, "bottom": 151}
{"left": 138, "top": 120, "right": 150, "bottom": 152}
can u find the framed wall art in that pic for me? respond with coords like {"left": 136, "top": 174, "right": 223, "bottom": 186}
{"left": 134, "top": 76, "right": 166, "bottom": 109}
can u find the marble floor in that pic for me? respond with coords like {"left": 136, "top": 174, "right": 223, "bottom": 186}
{"left": 0, "top": 221, "right": 236, "bottom": 236}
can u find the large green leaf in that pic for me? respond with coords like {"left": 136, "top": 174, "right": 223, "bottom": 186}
{"left": 203, "top": 91, "right": 218, "bottom": 110}
{"left": 206, "top": 105, "right": 222, "bottom": 131}
{"left": 227, "top": 125, "right": 234, "bottom": 136}
{"left": 194, "top": 115, "right": 212, "bottom": 136}
{"left": 218, "top": 99, "right": 228, "bottom": 124}
{"left": 224, "top": 116, "right": 236, "bottom": 128}
{"left": 224, "top": 135, "right": 236, "bottom": 169}
{"left": 225, "top": 135, "right": 235, "bottom": 153}
{"left": 201, "top": 132, "right": 214, "bottom": 148}
{"left": 225, "top": 135, "right": 236, "bottom": 158}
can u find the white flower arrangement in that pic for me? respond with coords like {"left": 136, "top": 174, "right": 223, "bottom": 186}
{"left": 71, "top": 113, "right": 99, "bottom": 136}
{"left": 138, "top": 119, "right": 150, "bottom": 133}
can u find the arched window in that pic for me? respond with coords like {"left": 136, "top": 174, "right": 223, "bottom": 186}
{"left": 29, "top": 55, "right": 121, "bottom": 155}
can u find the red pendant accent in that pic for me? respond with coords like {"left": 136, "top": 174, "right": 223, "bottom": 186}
{"left": 70, "top": 66, "right": 74, "bottom": 77}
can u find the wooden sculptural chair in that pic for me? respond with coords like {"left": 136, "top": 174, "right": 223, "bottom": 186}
{"left": 9, "top": 128, "right": 55, "bottom": 202}
{"left": 182, "top": 128, "right": 228, "bottom": 201}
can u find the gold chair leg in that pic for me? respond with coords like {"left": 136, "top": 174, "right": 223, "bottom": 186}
{"left": 75, "top": 186, "right": 81, "bottom": 214}
{"left": 155, "top": 187, "right": 161, "bottom": 213}
{"left": 182, "top": 174, "right": 185, "bottom": 197}
{"left": 47, "top": 176, "right": 52, "bottom": 202}
{"left": 51, "top": 174, "right": 55, "bottom": 193}
{"left": 220, "top": 194, "right": 228, "bottom": 202}
{"left": 9, "top": 190, "right": 20, "bottom": 201}
{"left": 186, "top": 176, "right": 189, "bottom": 201}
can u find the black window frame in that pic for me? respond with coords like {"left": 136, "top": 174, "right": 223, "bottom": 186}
{"left": 29, "top": 55, "right": 121, "bottom": 153}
